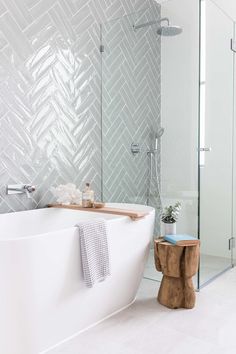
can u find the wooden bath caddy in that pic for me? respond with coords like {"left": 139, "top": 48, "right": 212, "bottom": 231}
{"left": 47, "top": 203, "right": 148, "bottom": 220}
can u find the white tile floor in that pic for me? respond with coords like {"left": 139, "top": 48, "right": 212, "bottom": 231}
{"left": 50, "top": 267, "right": 236, "bottom": 354}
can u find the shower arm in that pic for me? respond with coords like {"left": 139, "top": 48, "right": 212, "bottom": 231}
{"left": 133, "top": 17, "right": 169, "bottom": 31}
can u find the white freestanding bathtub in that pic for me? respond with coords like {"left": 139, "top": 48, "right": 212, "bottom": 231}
{"left": 0, "top": 203, "right": 155, "bottom": 354}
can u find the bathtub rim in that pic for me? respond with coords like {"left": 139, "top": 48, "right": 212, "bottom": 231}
{"left": 0, "top": 203, "right": 155, "bottom": 241}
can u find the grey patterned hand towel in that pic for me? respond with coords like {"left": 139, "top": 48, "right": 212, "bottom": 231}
{"left": 76, "top": 219, "right": 110, "bottom": 288}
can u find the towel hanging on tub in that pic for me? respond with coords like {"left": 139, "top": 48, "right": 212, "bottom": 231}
{"left": 76, "top": 219, "right": 110, "bottom": 288}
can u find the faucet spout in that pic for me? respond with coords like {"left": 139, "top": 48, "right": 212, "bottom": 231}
{"left": 6, "top": 184, "right": 36, "bottom": 198}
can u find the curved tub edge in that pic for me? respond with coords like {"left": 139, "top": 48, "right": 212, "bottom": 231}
{"left": 40, "top": 297, "right": 137, "bottom": 354}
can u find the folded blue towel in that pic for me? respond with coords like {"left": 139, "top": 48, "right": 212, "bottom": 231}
{"left": 164, "top": 234, "right": 199, "bottom": 246}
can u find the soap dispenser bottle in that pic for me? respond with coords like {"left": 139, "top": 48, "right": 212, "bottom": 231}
{"left": 82, "top": 183, "right": 94, "bottom": 208}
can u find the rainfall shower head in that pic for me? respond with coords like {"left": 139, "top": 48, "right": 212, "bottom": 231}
{"left": 157, "top": 25, "right": 182, "bottom": 36}
{"left": 133, "top": 17, "right": 182, "bottom": 37}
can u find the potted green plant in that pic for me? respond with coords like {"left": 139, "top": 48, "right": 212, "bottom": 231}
{"left": 161, "top": 202, "right": 181, "bottom": 235}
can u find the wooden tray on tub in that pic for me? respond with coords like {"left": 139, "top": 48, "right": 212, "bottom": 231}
{"left": 47, "top": 203, "right": 148, "bottom": 221}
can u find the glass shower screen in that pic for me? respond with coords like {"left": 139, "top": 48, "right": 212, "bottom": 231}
{"left": 101, "top": 6, "right": 161, "bottom": 212}
{"left": 199, "top": 0, "right": 235, "bottom": 286}
{"left": 101, "top": 0, "right": 236, "bottom": 289}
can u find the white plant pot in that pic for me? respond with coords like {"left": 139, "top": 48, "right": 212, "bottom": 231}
{"left": 163, "top": 222, "right": 176, "bottom": 236}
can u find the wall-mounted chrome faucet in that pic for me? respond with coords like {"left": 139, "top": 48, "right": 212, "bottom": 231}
{"left": 6, "top": 184, "right": 36, "bottom": 198}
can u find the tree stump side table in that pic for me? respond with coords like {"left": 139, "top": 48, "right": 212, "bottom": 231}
{"left": 154, "top": 238, "right": 200, "bottom": 309}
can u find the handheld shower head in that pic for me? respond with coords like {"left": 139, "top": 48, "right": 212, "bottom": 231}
{"left": 154, "top": 127, "right": 165, "bottom": 151}
{"left": 147, "top": 128, "right": 164, "bottom": 207}
{"left": 157, "top": 127, "right": 165, "bottom": 138}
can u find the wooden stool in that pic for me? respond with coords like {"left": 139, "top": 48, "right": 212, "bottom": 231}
{"left": 154, "top": 238, "right": 200, "bottom": 309}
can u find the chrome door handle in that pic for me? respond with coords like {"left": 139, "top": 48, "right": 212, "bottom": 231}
{"left": 199, "top": 147, "right": 212, "bottom": 152}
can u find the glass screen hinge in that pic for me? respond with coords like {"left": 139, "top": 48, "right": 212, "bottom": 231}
{"left": 229, "top": 237, "right": 235, "bottom": 250}
{"left": 231, "top": 39, "right": 236, "bottom": 53}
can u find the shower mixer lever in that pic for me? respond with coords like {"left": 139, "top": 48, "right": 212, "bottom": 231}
{"left": 131, "top": 143, "right": 140, "bottom": 156}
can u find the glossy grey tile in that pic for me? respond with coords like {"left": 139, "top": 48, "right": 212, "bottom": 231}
{"left": 0, "top": 0, "right": 158, "bottom": 213}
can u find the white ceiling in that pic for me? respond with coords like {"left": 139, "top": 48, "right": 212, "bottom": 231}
{"left": 213, "top": 0, "right": 236, "bottom": 21}
{"left": 157, "top": 0, "right": 236, "bottom": 22}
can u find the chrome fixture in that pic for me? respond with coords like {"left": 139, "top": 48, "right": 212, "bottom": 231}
{"left": 133, "top": 17, "right": 183, "bottom": 37}
{"left": 147, "top": 127, "right": 165, "bottom": 154}
{"left": 157, "top": 23, "right": 182, "bottom": 37}
{"left": 131, "top": 143, "right": 140, "bottom": 156}
{"left": 6, "top": 184, "right": 36, "bottom": 198}
{"left": 146, "top": 128, "right": 165, "bottom": 207}
{"left": 133, "top": 18, "right": 167, "bottom": 31}
{"left": 199, "top": 147, "right": 212, "bottom": 152}
{"left": 231, "top": 39, "right": 236, "bottom": 53}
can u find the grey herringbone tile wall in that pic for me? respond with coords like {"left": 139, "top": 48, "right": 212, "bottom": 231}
{"left": 0, "top": 0, "right": 159, "bottom": 213}
{"left": 102, "top": 6, "right": 161, "bottom": 212}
